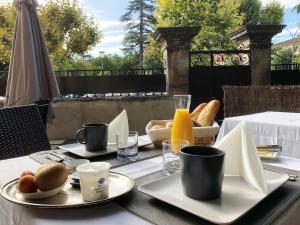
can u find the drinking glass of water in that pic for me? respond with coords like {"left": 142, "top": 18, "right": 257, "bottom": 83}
{"left": 117, "top": 131, "right": 138, "bottom": 162}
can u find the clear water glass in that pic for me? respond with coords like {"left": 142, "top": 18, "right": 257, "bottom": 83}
{"left": 162, "top": 139, "right": 189, "bottom": 175}
{"left": 173, "top": 95, "right": 191, "bottom": 110}
{"left": 117, "top": 131, "right": 138, "bottom": 162}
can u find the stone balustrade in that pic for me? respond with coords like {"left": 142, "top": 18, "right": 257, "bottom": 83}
{"left": 46, "top": 95, "right": 174, "bottom": 140}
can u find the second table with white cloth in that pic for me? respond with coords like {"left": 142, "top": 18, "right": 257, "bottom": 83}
{"left": 217, "top": 111, "right": 300, "bottom": 159}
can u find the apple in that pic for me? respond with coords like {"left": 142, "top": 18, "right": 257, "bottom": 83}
{"left": 20, "top": 171, "right": 35, "bottom": 178}
{"left": 18, "top": 175, "right": 37, "bottom": 193}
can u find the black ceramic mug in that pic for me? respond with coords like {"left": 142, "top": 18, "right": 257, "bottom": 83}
{"left": 180, "top": 146, "right": 225, "bottom": 200}
{"left": 76, "top": 123, "right": 108, "bottom": 152}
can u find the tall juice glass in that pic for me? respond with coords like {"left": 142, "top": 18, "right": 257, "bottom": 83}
{"left": 171, "top": 95, "right": 193, "bottom": 152}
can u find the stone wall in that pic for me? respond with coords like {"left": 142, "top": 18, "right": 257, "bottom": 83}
{"left": 47, "top": 96, "right": 174, "bottom": 140}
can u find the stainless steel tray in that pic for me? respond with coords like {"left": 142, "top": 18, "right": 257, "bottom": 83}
{"left": 138, "top": 170, "right": 288, "bottom": 224}
{"left": 1, "top": 172, "right": 134, "bottom": 208}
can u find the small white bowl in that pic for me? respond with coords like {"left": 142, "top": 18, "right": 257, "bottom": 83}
{"left": 17, "top": 182, "right": 66, "bottom": 200}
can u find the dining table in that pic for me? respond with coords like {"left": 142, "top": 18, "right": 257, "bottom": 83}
{"left": 1, "top": 142, "right": 300, "bottom": 225}
{"left": 217, "top": 111, "right": 300, "bottom": 159}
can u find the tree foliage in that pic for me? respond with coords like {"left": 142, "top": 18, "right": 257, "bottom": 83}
{"left": 260, "top": 1, "right": 284, "bottom": 25}
{"left": 272, "top": 46, "right": 294, "bottom": 64}
{"left": 57, "top": 54, "right": 139, "bottom": 71}
{"left": 155, "top": 0, "right": 244, "bottom": 50}
{"left": 240, "top": 0, "right": 284, "bottom": 25}
{"left": 0, "top": 4, "right": 16, "bottom": 70}
{"left": 38, "top": 0, "right": 101, "bottom": 68}
{"left": 294, "top": 3, "right": 300, "bottom": 13}
{"left": 0, "top": 0, "right": 101, "bottom": 69}
{"left": 143, "top": 34, "right": 163, "bottom": 68}
{"left": 240, "top": 0, "right": 262, "bottom": 25}
{"left": 120, "top": 0, "right": 155, "bottom": 65}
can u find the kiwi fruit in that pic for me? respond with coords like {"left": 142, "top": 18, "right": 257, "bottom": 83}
{"left": 35, "top": 163, "right": 68, "bottom": 191}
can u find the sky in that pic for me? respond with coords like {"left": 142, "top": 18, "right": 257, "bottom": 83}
{"left": 2, "top": 0, "right": 300, "bottom": 56}
{"left": 83, "top": 0, "right": 300, "bottom": 56}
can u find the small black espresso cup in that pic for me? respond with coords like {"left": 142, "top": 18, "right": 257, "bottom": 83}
{"left": 180, "top": 146, "right": 225, "bottom": 200}
{"left": 76, "top": 123, "right": 108, "bottom": 152}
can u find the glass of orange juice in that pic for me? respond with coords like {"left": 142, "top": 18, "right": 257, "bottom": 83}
{"left": 171, "top": 95, "right": 193, "bottom": 150}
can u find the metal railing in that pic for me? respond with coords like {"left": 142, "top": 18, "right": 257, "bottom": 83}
{"left": 0, "top": 71, "right": 8, "bottom": 79}
{"left": 55, "top": 68, "right": 165, "bottom": 77}
{"left": 189, "top": 50, "right": 251, "bottom": 67}
{"left": 0, "top": 69, "right": 167, "bottom": 97}
{"left": 271, "top": 64, "right": 300, "bottom": 71}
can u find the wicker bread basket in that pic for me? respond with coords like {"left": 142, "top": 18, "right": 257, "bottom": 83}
{"left": 145, "top": 120, "right": 220, "bottom": 147}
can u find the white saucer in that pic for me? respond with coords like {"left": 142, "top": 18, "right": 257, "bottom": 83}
{"left": 59, "top": 143, "right": 117, "bottom": 158}
{"left": 59, "top": 135, "right": 152, "bottom": 159}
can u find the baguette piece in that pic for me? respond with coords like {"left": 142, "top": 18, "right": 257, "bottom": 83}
{"left": 165, "top": 121, "right": 173, "bottom": 128}
{"left": 190, "top": 103, "right": 207, "bottom": 122}
{"left": 151, "top": 125, "right": 165, "bottom": 130}
{"left": 197, "top": 100, "right": 220, "bottom": 127}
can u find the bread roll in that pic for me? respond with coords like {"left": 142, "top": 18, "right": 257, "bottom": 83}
{"left": 151, "top": 125, "right": 165, "bottom": 130}
{"left": 165, "top": 121, "right": 173, "bottom": 128}
{"left": 190, "top": 103, "right": 207, "bottom": 121}
{"left": 196, "top": 100, "right": 220, "bottom": 127}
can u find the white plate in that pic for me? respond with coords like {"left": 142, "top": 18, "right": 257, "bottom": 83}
{"left": 59, "top": 135, "right": 152, "bottom": 159}
{"left": 17, "top": 182, "right": 66, "bottom": 200}
{"left": 59, "top": 143, "right": 117, "bottom": 158}
{"left": 138, "top": 170, "right": 288, "bottom": 224}
{"left": 1, "top": 172, "right": 134, "bottom": 208}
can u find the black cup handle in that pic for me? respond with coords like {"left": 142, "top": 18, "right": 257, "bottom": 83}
{"left": 76, "top": 128, "right": 86, "bottom": 144}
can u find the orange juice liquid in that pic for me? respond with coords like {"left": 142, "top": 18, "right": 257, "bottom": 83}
{"left": 171, "top": 109, "right": 193, "bottom": 152}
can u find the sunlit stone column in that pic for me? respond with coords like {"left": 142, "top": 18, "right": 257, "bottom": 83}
{"left": 154, "top": 27, "right": 200, "bottom": 95}
{"left": 230, "top": 25, "right": 286, "bottom": 85}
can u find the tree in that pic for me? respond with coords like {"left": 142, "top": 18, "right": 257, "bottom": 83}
{"left": 0, "top": 0, "right": 101, "bottom": 69}
{"left": 120, "top": 0, "right": 155, "bottom": 66}
{"left": 38, "top": 0, "right": 101, "bottom": 68}
{"left": 260, "top": 1, "right": 284, "bottom": 25}
{"left": 143, "top": 35, "right": 163, "bottom": 68}
{"left": 154, "top": 0, "right": 243, "bottom": 50}
{"left": 240, "top": 0, "right": 283, "bottom": 25}
{"left": 272, "top": 46, "right": 293, "bottom": 64}
{"left": 240, "top": 0, "right": 262, "bottom": 25}
{"left": 294, "top": 3, "right": 300, "bottom": 13}
{"left": 0, "top": 4, "right": 16, "bottom": 70}
{"left": 143, "top": 0, "right": 244, "bottom": 68}
{"left": 57, "top": 54, "right": 139, "bottom": 71}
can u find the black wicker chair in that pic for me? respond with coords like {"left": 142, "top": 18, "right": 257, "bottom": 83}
{"left": 0, "top": 105, "right": 51, "bottom": 160}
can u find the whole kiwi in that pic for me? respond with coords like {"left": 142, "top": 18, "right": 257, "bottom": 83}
{"left": 35, "top": 163, "right": 68, "bottom": 191}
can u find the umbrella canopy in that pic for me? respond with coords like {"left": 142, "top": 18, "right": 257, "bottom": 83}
{"left": 4, "top": 0, "right": 60, "bottom": 107}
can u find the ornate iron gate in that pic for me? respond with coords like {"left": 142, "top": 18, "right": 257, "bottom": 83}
{"left": 189, "top": 50, "right": 251, "bottom": 120}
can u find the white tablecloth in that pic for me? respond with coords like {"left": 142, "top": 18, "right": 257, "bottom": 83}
{"left": 217, "top": 112, "right": 300, "bottom": 158}
{"left": 0, "top": 156, "right": 165, "bottom": 225}
{"left": 1, "top": 152, "right": 300, "bottom": 225}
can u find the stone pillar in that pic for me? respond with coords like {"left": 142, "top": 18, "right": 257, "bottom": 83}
{"left": 230, "top": 25, "right": 286, "bottom": 85}
{"left": 154, "top": 27, "right": 200, "bottom": 95}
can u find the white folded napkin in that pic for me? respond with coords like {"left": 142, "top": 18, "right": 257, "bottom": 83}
{"left": 214, "top": 121, "right": 267, "bottom": 193}
{"left": 108, "top": 110, "right": 129, "bottom": 144}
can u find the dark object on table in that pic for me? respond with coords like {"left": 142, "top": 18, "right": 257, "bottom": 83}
{"left": 33, "top": 99, "right": 50, "bottom": 128}
{"left": 180, "top": 146, "right": 225, "bottom": 200}
{"left": 69, "top": 173, "right": 81, "bottom": 188}
{"left": 76, "top": 123, "right": 108, "bottom": 152}
{"left": 0, "top": 105, "right": 50, "bottom": 160}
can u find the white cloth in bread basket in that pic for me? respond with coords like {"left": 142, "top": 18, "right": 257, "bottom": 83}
{"left": 145, "top": 120, "right": 220, "bottom": 146}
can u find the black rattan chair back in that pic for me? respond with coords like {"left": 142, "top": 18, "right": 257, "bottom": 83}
{"left": 0, "top": 105, "right": 51, "bottom": 160}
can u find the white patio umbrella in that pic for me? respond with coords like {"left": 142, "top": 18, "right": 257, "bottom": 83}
{"left": 4, "top": 0, "right": 60, "bottom": 107}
